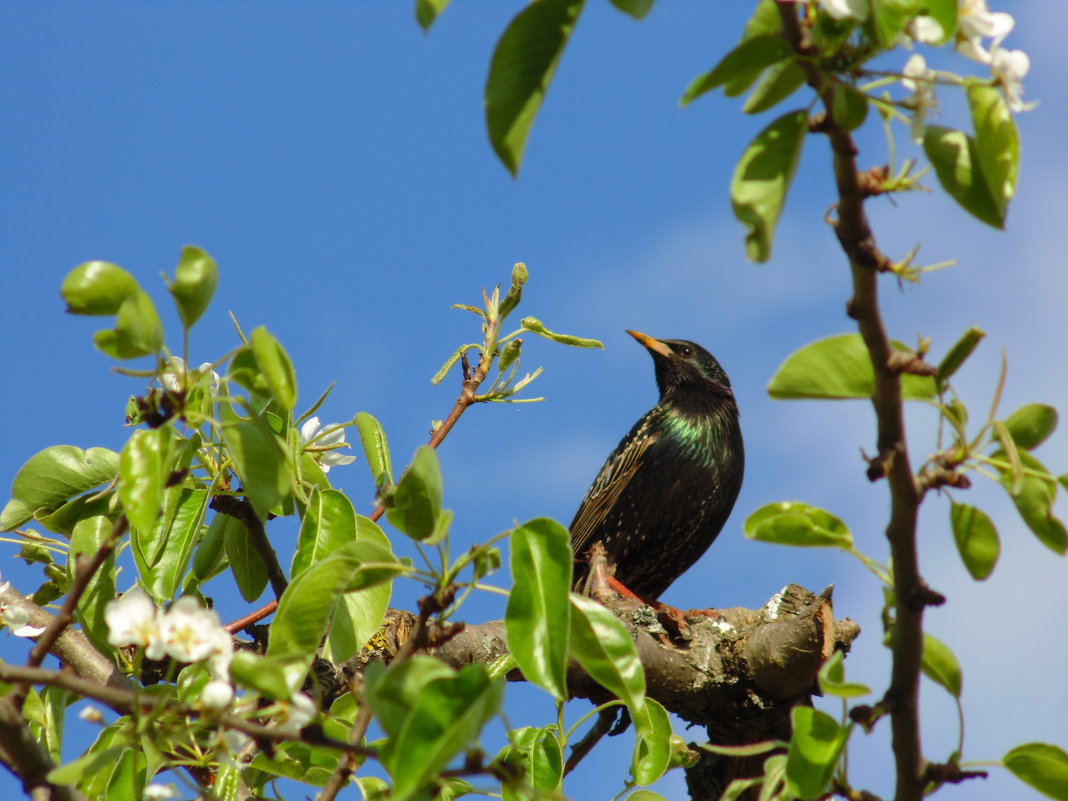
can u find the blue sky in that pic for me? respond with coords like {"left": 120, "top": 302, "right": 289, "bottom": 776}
{"left": 1, "top": 2, "right": 1066, "bottom": 799}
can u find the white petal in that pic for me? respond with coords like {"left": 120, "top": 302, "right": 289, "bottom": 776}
{"left": 300, "top": 417, "right": 322, "bottom": 443}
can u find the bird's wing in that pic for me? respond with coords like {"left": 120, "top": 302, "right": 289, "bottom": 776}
{"left": 569, "top": 428, "right": 660, "bottom": 556}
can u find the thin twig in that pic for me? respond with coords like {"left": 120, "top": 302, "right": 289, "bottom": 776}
{"left": 776, "top": 5, "right": 928, "bottom": 801}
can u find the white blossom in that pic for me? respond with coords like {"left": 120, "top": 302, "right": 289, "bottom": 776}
{"left": 957, "top": 0, "right": 1015, "bottom": 64}
{"left": 157, "top": 596, "right": 225, "bottom": 665}
{"left": 299, "top": 417, "right": 356, "bottom": 472}
{"left": 0, "top": 602, "right": 46, "bottom": 638}
{"left": 906, "top": 15, "right": 944, "bottom": 45}
{"left": 78, "top": 705, "right": 104, "bottom": 724}
{"left": 200, "top": 679, "right": 235, "bottom": 711}
{"left": 143, "top": 783, "right": 179, "bottom": 801}
{"left": 277, "top": 692, "right": 318, "bottom": 733}
{"left": 104, "top": 588, "right": 166, "bottom": 660}
{"left": 821, "top": 0, "right": 869, "bottom": 21}
{"left": 160, "top": 357, "right": 220, "bottom": 395}
{"left": 991, "top": 47, "right": 1035, "bottom": 112}
{"left": 901, "top": 54, "right": 937, "bottom": 143}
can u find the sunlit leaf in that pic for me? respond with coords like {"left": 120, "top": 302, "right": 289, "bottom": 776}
{"left": 818, "top": 650, "right": 871, "bottom": 698}
{"left": 681, "top": 35, "right": 793, "bottom": 106}
{"left": 569, "top": 593, "right": 645, "bottom": 713}
{"left": 935, "top": 327, "right": 985, "bottom": 388}
{"left": 250, "top": 326, "right": 298, "bottom": 411}
{"left": 167, "top": 245, "right": 218, "bottom": 329}
{"left": 949, "top": 501, "right": 999, "bottom": 580}
{"left": 742, "top": 59, "right": 805, "bottom": 115}
{"left": 355, "top": 412, "right": 393, "bottom": 488}
{"left": 924, "top": 126, "right": 1004, "bottom": 229}
{"left": 785, "top": 706, "right": 847, "bottom": 799}
{"left": 1, "top": 445, "right": 119, "bottom": 531}
{"left": 745, "top": 501, "right": 853, "bottom": 548}
{"left": 93, "top": 289, "right": 164, "bottom": 359}
{"left": 118, "top": 428, "right": 171, "bottom": 535}
{"left": 1004, "top": 743, "right": 1068, "bottom": 801}
{"left": 921, "top": 632, "right": 962, "bottom": 698}
{"left": 61, "top": 261, "right": 139, "bottom": 316}
{"left": 968, "top": 83, "right": 1019, "bottom": 220}
{"left": 1003, "top": 404, "right": 1058, "bottom": 450}
{"left": 632, "top": 698, "right": 672, "bottom": 785}
{"left": 386, "top": 445, "right": 443, "bottom": 540}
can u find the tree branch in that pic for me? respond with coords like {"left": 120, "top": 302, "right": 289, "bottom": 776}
{"left": 776, "top": 5, "right": 929, "bottom": 800}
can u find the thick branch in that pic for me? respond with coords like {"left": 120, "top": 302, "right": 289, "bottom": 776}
{"left": 777, "top": 5, "right": 928, "bottom": 800}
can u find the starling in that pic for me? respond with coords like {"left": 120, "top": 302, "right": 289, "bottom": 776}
{"left": 570, "top": 331, "right": 744, "bottom": 600}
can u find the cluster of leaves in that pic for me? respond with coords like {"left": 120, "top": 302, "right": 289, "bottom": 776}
{"left": 0, "top": 250, "right": 703, "bottom": 801}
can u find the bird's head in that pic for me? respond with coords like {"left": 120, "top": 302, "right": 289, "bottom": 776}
{"left": 626, "top": 330, "right": 733, "bottom": 404}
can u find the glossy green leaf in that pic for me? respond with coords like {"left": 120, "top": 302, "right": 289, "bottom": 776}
{"left": 924, "top": 126, "right": 1004, "bottom": 229}
{"left": 221, "top": 416, "right": 292, "bottom": 522}
{"left": 2, "top": 445, "right": 119, "bottom": 531}
{"left": 61, "top": 261, "right": 139, "bottom": 315}
{"left": 167, "top": 245, "right": 218, "bottom": 329}
{"left": 681, "top": 34, "right": 793, "bottom": 106}
{"left": 366, "top": 657, "right": 455, "bottom": 737}
{"left": 935, "top": 326, "right": 985, "bottom": 388}
{"left": 292, "top": 488, "right": 356, "bottom": 578}
{"left": 632, "top": 698, "right": 672, "bottom": 785}
{"left": 730, "top": 110, "right": 807, "bottom": 262}
{"left": 134, "top": 487, "right": 208, "bottom": 600}
{"left": 416, "top": 0, "right": 453, "bottom": 31}
{"left": 485, "top": 0, "right": 585, "bottom": 176}
{"left": 785, "top": 706, "right": 847, "bottom": 799}
{"left": 831, "top": 83, "right": 869, "bottom": 130}
{"left": 745, "top": 501, "right": 853, "bottom": 548}
{"left": 995, "top": 449, "right": 1068, "bottom": 555}
{"left": 626, "top": 792, "right": 668, "bottom": 801}
{"left": 870, "top": 0, "right": 921, "bottom": 45}
{"left": 818, "top": 650, "right": 871, "bottom": 698}
{"left": 569, "top": 593, "right": 645, "bottom": 713}
{"left": 968, "top": 83, "right": 1018, "bottom": 219}
{"left": 386, "top": 445, "right": 443, "bottom": 540}
{"left": 520, "top": 316, "right": 603, "bottom": 348}
{"left": 1004, "top": 743, "right": 1068, "bottom": 801}
{"left": 950, "top": 501, "right": 999, "bottom": 581}
{"left": 250, "top": 326, "right": 298, "bottom": 411}
{"left": 93, "top": 289, "right": 164, "bottom": 359}
{"left": 767, "top": 333, "right": 937, "bottom": 400}
{"left": 269, "top": 538, "right": 400, "bottom": 665}
{"left": 922, "top": 632, "right": 962, "bottom": 697}
{"left": 192, "top": 511, "right": 230, "bottom": 581}
{"left": 355, "top": 411, "right": 393, "bottom": 488}
{"left": 506, "top": 518, "right": 572, "bottom": 701}
{"left": 923, "top": 0, "right": 958, "bottom": 42}
{"left": 608, "top": 0, "right": 653, "bottom": 19}
{"left": 24, "top": 687, "right": 70, "bottom": 764}
{"left": 69, "top": 515, "right": 117, "bottom": 655}
{"left": 500, "top": 726, "right": 564, "bottom": 801}
{"left": 48, "top": 745, "right": 129, "bottom": 785}
{"left": 380, "top": 664, "right": 503, "bottom": 801}
{"left": 32, "top": 493, "right": 115, "bottom": 537}
{"left": 223, "top": 512, "right": 269, "bottom": 602}
{"left": 742, "top": 59, "right": 805, "bottom": 114}
{"left": 118, "top": 428, "right": 171, "bottom": 535}
{"left": 229, "top": 651, "right": 295, "bottom": 700}
{"left": 1003, "top": 404, "right": 1058, "bottom": 450}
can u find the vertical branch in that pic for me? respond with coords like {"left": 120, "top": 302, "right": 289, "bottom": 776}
{"left": 775, "top": 5, "right": 927, "bottom": 801}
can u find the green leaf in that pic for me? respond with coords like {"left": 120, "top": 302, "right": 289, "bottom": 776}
{"left": 499, "top": 726, "right": 564, "bottom": 801}
{"left": 681, "top": 34, "right": 793, "bottom": 106}
{"left": 923, "top": 0, "right": 958, "bottom": 41}
{"left": 69, "top": 515, "right": 117, "bottom": 655}
{"left": 366, "top": 657, "right": 456, "bottom": 737}
{"left": 48, "top": 745, "right": 129, "bottom": 786}
{"left": 506, "top": 518, "right": 572, "bottom": 701}
{"left": 293, "top": 488, "right": 361, "bottom": 577}
{"left": 498, "top": 260, "right": 529, "bottom": 320}
{"left": 134, "top": 487, "right": 208, "bottom": 600}
{"left": 354, "top": 412, "right": 393, "bottom": 488}
{"left": 625, "top": 792, "right": 668, "bottom": 801}
{"left": 520, "top": 317, "right": 603, "bottom": 348}
{"left": 730, "top": 110, "right": 808, "bottom": 262}
{"left": 818, "top": 650, "right": 871, "bottom": 698}
{"left": 118, "top": 428, "right": 171, "bottom": 535}
{"left": 935, "top": 326, "right": 985, "bottom": 388}
{"left": 380, "top": 665, "right": 503, "bottom": 801}
{"left": 167, "top": 245, "right": 218, "bottom": 329}
{"left": 250, "top": 326, "right": 298, "bottom": 411}
{"left": 994, "top": 449, "right": 1068, "bottom": 555}
{"left": 1004, "top": 743, "right": 1068, "bottom": 801}
{"left": 924, "top": 126, "right": 1004, "bottom": 229}
{"left": 1003, "top": 404, "right": 1058, "bottom": 450}
{"left": 415, "top": 0, "right": 453, "bottom": 31}
{"left": 949, "top": 501, "right": 999, "bottom": 581}
{"left": 61, "top": 261, "right": 139, "bottom": 315}
{"left": 220, "top": 415, "right": 293, "bottom": 522}
{"left": 2, "top": 445, "right": 119, "bottom": 531}
{"left": 229, "top": 651, "right": 296, "bottom": 700}
{"left": 269, "top": 538, "right": 400, "bottom": 665}
{"left": 608, "top": 0, "right": 654, "bottom": 19}
{"left": 831, "top": 83, "right": 869, "bottom": 131}
{"left": 742, "top": 59, "right": 806, "bottom": 115}
{"left": 869, "top": 0, "right": 921, "bottom": 46}
{"left": 386, "top": 445, "right": 443, "bottom": 540}
{"left": 745, "top": 501, "right": 853, "bottom": 548}
{"left": 632, "top": 699, "right": 672, "bottom": 785}
{"left": 192, "top": 511, "right": 230, "bottom": 581}
{"left": 767, "top": 333, "right": 937, "bottom": 400}
{"left": 223, "top": 512, "right": 269, "bottom": 602}
{"left": 93, "top": 289, "right": 164, "bottom": 359}
{"left": 785, "top": 706, "right": 848, "bottom": 799}
{"left": 569, "top": 593, "right": 645, "bottom": 713}
{"left": 968, "top": 83, "right": 1019, "bottom": 220}
{"left": 921, "top": 632, "right": 962, "bottom": 697}
{"left": 485, "top": 0, "right": 585, "bottom": 176}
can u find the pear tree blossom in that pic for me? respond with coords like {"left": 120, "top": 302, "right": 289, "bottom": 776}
{"left": 143, "top": 783, "right": 179, "bottom": 801}
{"left": 819, "top": 0, "right": 868, "bottom": 21}
{"left": 956, "top": 0, "right": 1015, "bottom": 64}
{"left": 901, "top": 53, "right": 938, "bottom": 142}
{"left": 299, "top": 416, "right": 357, "bottom": 472}
{"left": 991, "top": 47, "right": 1035, "bottom": 113}
{"left": 104, "top": 588, "right": 166, "bottom": 660}
{"left": 160, "top": 356, "right": 220, "bottom": 395}
{"left": 199, "top": 679, "right": 235, "bottom": 712}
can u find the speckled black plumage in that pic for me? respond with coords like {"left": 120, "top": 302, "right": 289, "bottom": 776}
{"left": 570, "top": 331, "right": 744, "bottom": 600}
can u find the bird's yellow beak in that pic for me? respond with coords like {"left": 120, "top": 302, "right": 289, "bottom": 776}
{"left": 626, "top": 330, "right": 673, "bottom": 358}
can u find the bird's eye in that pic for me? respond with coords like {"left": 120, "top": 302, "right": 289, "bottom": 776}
{"left": 678, "top": 346, "right": 694, "bottom": 357}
